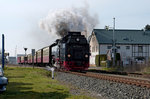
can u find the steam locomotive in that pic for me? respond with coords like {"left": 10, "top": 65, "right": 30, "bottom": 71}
{"left": 17, "top": 32, "right": 90, "bottom": 71}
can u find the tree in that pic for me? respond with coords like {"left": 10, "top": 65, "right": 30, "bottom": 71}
{"left": 145, "top": 24, "right": 150, "bottom": 30}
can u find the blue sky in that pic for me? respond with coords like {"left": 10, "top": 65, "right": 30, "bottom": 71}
{"left": 0, "top": 0, "right": 150, "bottom": 56}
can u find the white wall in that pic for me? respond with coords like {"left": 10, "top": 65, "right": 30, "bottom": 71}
{"left": 90, "top": 34, "right": 99, "bottom": 65}
{"left": 100, "top": 44, "right": 132, "bottom": 65}
{"left": 90, "top": 51, "right": 99, "bottom": 65}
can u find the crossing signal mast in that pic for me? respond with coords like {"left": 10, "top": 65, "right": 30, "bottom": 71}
{"left": 24, "top": 47, "right": 28, "bottom": 64}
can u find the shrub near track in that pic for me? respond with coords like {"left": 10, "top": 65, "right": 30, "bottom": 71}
{"left": 0, "top": 67, "right": 91, "bottom": 99}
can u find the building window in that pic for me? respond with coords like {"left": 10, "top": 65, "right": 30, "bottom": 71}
{"left": 96, "top": 46, "right": 98, "bottom": 52}
{"left": 107, "top": 46, "right": 112, "bottom": 49}
{"left": 116, "top": 46, "right": 120, "bottom": 49}
{"left": 138, "top": 46, "right": 143, "bottom": 53}
{"left": 126, "top": 46, "right": 130, "bottom": 49}
{"left": 92, "top": 37, "right": 95, "bottom": 42}
{"left": 92, "top": 46, "right": 95, "bottom": 52}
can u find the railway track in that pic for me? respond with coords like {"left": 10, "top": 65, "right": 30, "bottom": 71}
{"left": 58, "top": 70, "right": 150, "bottom": 89}
{"left": 87, "top": 69, "right": 150, "bottom": 79}
{"left": 128, "top": 72, "right": 150, "bottom": 79}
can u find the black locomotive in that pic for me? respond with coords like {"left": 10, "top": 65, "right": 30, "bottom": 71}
{"left": 55, "top": 32, "right": 90, "bottom": 71}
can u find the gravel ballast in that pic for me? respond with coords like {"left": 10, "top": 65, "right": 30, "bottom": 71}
{"left": 56, "top": 72, "right": 150, "bottom": 99}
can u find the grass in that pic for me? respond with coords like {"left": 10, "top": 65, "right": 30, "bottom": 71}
{"left": 142, "top": 66, "right": 150, "bottom": 74}
{"left": 0, "top": 66, "right": 92, "bottom": 99}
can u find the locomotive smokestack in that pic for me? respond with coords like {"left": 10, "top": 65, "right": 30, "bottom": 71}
{"left": 39, "top": 4, "right": 99, "bottom": 38}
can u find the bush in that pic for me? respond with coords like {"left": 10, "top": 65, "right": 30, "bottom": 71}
{"left": 101, "top": 61, "right": 106, "bottom": 67}
{"left": 148, "top": 57, "right": 150, "bottom": 64}
{"left": 95, "top": 53, "right": 121, "bottom": 67}
{"left": 95, "top": 55, "right": 100, "bottom": 66}
{"left": 100, "top": 54, "right": 107, "bottom": 61}
{"left": 95, "top": 54, "right": 107, "bottom": 67}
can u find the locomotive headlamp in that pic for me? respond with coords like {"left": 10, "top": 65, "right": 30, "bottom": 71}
{"left": 76, "top": 38, "right": 80, "bottom": 42}
{"left": 68, "top": 54, "right": 71, "bottom": 58}
{"left": 85, "top": 54, "right": 88, "bottom": 58}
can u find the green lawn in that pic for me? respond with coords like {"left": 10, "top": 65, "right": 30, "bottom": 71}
{"left": 0, "top": 66, "right": 91, "bottom": 99}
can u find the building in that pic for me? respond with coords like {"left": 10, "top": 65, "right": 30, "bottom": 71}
{"left": 8, "top": 57, "right": 17, "bottom": 64}
{"left": 89, "top": 29, "right": 150, "bottom": 66}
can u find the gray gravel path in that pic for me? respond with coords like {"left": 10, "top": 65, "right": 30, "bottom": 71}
{"left": 56, "top": 72, "right": 150, "bottom": 99}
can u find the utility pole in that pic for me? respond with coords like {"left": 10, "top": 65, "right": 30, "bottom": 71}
{"left": 15, "top": 45, "right": 17, "bottom": 57}
{"left": 113, "top": 18, "right": 115, "bottom": 43}
{"left": 112, "top": 18, "right": 116, "bottom": 66}
{"left": 15, "top": 45, "right": 17, "bottom": 64}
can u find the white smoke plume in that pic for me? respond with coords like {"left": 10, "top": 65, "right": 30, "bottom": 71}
{"left": 39, "top": 5, "right": 99, "bottom": 37}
